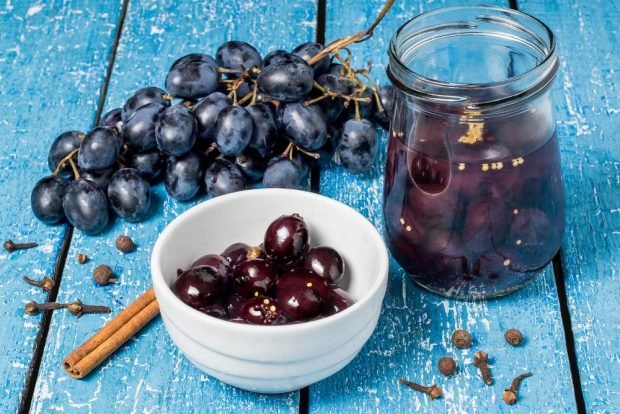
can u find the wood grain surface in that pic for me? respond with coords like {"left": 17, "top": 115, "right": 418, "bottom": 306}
{"left": 0, "top": 1, "right": 121, "bottom": 412}
{"left": 311, "top": 0, "right": 578, "bottom": 412}
{"left": 519, "top": 0, "right": 620, "bottom": 411}
{"left": 29, "top": 0, "right": 316, "bottom": 412}
{"left": 2, "top": 0, "right": 617, "bottom": 412}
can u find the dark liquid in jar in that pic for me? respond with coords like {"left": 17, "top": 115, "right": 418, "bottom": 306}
{"left": 384, "top": 117, "right": 565, "bottom": 298}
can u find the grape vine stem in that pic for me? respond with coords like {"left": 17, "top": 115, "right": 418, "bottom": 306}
{"left": 52, "top": 148, "right": 79, "bottom": 177}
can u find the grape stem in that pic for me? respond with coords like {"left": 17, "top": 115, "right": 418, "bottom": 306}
{"left": 52, "top": 148, "right": 79, "bottom": 177}
{"left": 307, "top": 0, "right": 395, "bottom": 66}
{"left": 68, "top": 157, "right": 81, "bottom": 180}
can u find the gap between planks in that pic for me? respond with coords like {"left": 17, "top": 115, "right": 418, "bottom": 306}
{"left": 507, "top": 1, "right": 586, "bottom": 412}
{"left": 302, "top": 0, "right": 327, "bottom": 410}
{"left": 17, "top": 1, "right": 131, "bottom": 412}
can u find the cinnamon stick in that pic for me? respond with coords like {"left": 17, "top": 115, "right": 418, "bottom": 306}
{"left": 63, "top": 288, "right": 160, "bottom": 379}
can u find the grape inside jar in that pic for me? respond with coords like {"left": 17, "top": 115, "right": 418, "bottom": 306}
{"left": 384, "top": 6, "right": 565, "bottom": 299}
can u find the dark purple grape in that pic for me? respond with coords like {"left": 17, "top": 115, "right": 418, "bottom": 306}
{"left": 155, "top": 104, "right": 197, "bottom": 156}
{"left": 47, "top": 131, "right": 83, "bottom": 178}
{"left": 232, "top": 259, "right": 277, "bottom": 297}
{"left": 165, "top": 54, "right": 219, "bottom": 99}
{"left": 193, "top": 92, "right": 231, "bottom": 142}
{"left": 303, "top": 246, "right": 345, "bottom": 284}
{"left": 292, "top": 42, "right": 329, "bottom": 75}
{"left": 122, "top": 103, "right": 166, "bottom": 151}
{"left": 126, "top": 149, "right": 163, "bottom": 182}
{"left": 63, "top": 179, "right": 109, "bottom": 234}
{"left": 336, "top": 119, "right": 378, "bottom": 173}
{"left": 216, "top": 41, "right": 262, "bottom": 77}
{"left": 257, "top": 52, "right": 314, "bottom": 102}
{"left": 462, "top": 197, "right": 511, "bottom": 255}
{"left": 100, "top": 108, "right": 123, "bottom": 133}
{"left": 276, "top": 269, "right": 329, "bottom": 321}
{"left": 198, "top": 303, "right": 228, "bottom": 319}
{"left": 278, "top": 103, "right": 327, "bottom": 150}
{"left": 221, "top": 242, "right": 249, "bottom": 266}
{"left": 226, "top": 293, "right": 246, "bottom": 319}
{"left": 240, "top": 296, "right": 287, "bottom": 325}
{"left": 78, "top": 127, "right": 121, "bottom": 172}
{"left": 204, "top": 158, "right": 246, "bottom": 197}
{"left": 327, "top": 63, "right": 345, "bottom": 77}
{"left": 121, "top": 86, "right": 170, "bottom": 122}
{"left": 264, "top": 214, "right": 310, "bottom": 266}
{"left": 81, "top": 167, "right": 116, "bottom": 190}
{"left": 191, "top": 254, "right": 231, "bottom": 282}
{"left": 263, "top": 155, "right": 304, "bottom": 189}
{"left": 503, "top": 207, "right": 557, "bottom": 271}
{"left": 164, "top": 152, "right": 203, "bottom": 201}
{"left": 316, "top": 73, "right": 352, "bottom": 122}
{"left": 236, "top": 148, "right": 265, "bottom": 183}
{"left": 215, "top": 106, "right": 253, "bottom": 156}
{"left": 107, "top": 168, "right": 151, "bottom": 222}
{"left": 172, "top": 266, "right": 224, "bottom": 308}
{"left": 262, "top": 50, "right": 288, "bottom": 67}
{"left": 246, "top": 103, "right": 277, "bottom": 157}
{"left": 372, "top": 86, "right": 394, "bottom": 129}
{"left": 31, "top": 176, "right": 67, "bottom": 224}
{"left": 323, "top": 286, "right": 353, "bottom": 316}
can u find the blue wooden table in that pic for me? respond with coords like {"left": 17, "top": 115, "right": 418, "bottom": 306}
{"left": 0, "top": 0, "right": 617, "bottom": 412}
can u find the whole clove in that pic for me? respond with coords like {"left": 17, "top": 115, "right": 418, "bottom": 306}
{"left": 23, "top": 276, "right": 55, "bottom": 292}
{"left": 473, "top": 350, "right": 493, "bottom": 385}
{"left": 4, "top": 240, "right": 38, "bottom": 253}
{"left": 66, "top": 299, "right": 111, "bottom": 318}
{"left": 24, "top": 301, "right": 64, "bottom": 315}
{"left": 503, "top": 372, "right": 533, "bottom": 405}
{"left": 398, "top": 378, "right": 443, "bottom": 400}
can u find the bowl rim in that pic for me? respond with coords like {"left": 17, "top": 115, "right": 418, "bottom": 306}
{"left": 151, "top": 188, "right": 389, "bottom": 333}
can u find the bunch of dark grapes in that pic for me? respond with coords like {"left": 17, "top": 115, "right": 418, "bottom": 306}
{"left": 31, "top": 39, "right": 393, "bottom": 235}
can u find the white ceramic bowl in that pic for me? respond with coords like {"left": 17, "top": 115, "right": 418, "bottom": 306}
{"left": 151, "top": 189, "right": 389, "bottom": 393}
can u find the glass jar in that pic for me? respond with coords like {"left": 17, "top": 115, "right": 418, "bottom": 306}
{"left": 384, "top": 6, "right": 565, "bottom": 299}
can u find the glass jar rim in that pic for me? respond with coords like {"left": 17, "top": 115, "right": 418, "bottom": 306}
{"left": 387, "top": 5, "right": 558, "bottom": 107}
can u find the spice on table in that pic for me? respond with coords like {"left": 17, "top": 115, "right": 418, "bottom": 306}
{"left": 4, "top": 239, "right": 38, "bottom": 253}
{"left": 23, "top": 276, "right": 55, "bottom": 292}
{"left": 398, "top": 378, "right": 443, "bottom": 400}
{"left": 473, "top": 350, "right": 493, "bottom": 385}
{"left": 503, "top": 372, "right": 532, "bottom": 405}
{"left": 438, "top": 356, "right": 457, "bottom": 377}
{"left": 93, "top": 265, "right": 116, "bottom": 286}
{"left": 246, "top": 245, "right": 264, "bottom": 260}
{"left": 451, "top": 329, "right": 472, "bottom": 349}
{"left": 76, "top": 253, "right": 88, "bottom": 264}
{"left": 115, "top": 235, "right": 135, "bottom": 253}
{"left": 66, "top": 299, "right": 111, "bottom": 318}
{"left": 504, "top": 328, "right": 523, "bottom": 346}
{"left": 63, "top": 288, "right": 159, "bottom": 379}
{"left": 24, "top": 301, "right": 64, "bottom": 315}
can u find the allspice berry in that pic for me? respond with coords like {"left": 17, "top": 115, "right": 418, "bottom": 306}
{"left": 451, "top": 329, "right": 472, "bottom": 349}
{"left": 504, "top": 328, "right": 523, "bottom": 346}
{"left": 93, "top": 265, "right": 117, "bottom": 286}
{"left": 438, "top": 356, "right": 457, "bottom": 377}
{"left": 76, "top": 253, "right": 88, "bottom": 264}
{"left": 116, "top": 235, "right": 135, "bottom": 253}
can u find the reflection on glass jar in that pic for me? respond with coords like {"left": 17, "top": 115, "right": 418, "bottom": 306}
{"left": 384, "top": 6, "right": 565, "bottom": 299}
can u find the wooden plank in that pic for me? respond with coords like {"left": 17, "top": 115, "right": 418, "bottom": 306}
{"left": 30, "top": 0, "right": 317, "bottom": 412}
{"left": 518, "top": 0, "right": 620, "bottom": 410}
{"left": 311, "top": 0, "right": 579, "bottom": 412}
{"left": 0, "top": 1, "right": 121, "bottom": 412}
